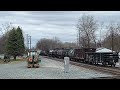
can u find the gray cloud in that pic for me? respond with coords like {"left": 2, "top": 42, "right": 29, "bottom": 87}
{"left": 0, "top": 11, "right": 120, "bottom": 47}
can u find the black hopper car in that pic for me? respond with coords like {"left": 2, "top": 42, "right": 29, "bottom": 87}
{"left": 85, "top": 52, "right": 119, "bottom": 67}
{"left": 49, "top": 49, "right": 58, "bottom": 57}
{"left": 68, "top": 48, "right": 96, "bottom": 62}
{"left": 57, "top": 48, "right": 70, "bottom": 59}
{"left": 39, "top": 50, "right": 48, "bottom": 56}
{"left": 68, "top": 48, "right": 119, "bottom": 67}
{"left": 49, "top": 48, "right": 119, "bottom": 67}
{"left": 49, "top": 48, "right": 69, "bottom": 58}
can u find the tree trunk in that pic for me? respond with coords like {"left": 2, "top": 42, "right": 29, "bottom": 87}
{"left": 14, "top": 56, "right": 16, "bottom": 60}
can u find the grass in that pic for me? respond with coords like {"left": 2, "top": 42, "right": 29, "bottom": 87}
{"left": 0, "top": 58, "right": 27, "bottom": 64}
{"left": 12, "top": 58, "right": 27, "bottom": 61}
{"left": 0, "top": 59, "right": 10, "bottom": 64}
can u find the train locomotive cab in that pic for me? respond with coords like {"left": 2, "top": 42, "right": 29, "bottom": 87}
{"left": 27, "top": 50, "right": 39, "bottom": 68}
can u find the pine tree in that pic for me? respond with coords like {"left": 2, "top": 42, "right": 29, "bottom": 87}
{"left": 16, "top": 26, "right": 25, "bottom": 56}
{"left": 5, "top": 26, "right": 25, "bottom": 60}
{"left": 5, "top": 27, "right": 18, "bottom": 60}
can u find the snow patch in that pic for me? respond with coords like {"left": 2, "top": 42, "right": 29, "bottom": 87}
{"left": 96, "top": 47, "right": 115, "bottom": 53}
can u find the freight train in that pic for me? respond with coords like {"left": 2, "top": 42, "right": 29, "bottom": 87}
{"left": 48, "top": 48, "right": 119, "bottom": 67}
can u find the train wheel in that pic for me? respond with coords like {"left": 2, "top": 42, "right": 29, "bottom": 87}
{"left": 74, "top": 59, "right": 76, "bottom": 62}
{"left": 102, "top": 62, "right": 106, "bottom": 66}
{"left": 89, "top": 62, "right": 92, "bottom": 65}
{"left": 85, "top": 61, "right": 88, "bottom": 64}
{"left": 96, "top": 62, "right": 99, "bottom": 65}
{"left": 28, "top": 64, "right": 33, "bottom": 68}
{"left": 110, "top": 64, "right": 112, "bottom": 67}
{"left": 95, "top": 60, "right": 98, "bottom": 65}
{"left": 113, "top": 63, "right": 116, "bottom": 67}
{"left": 73, "top": 58, "right": 75, "bottom": 61}
{"left": 111, "top": 63, "right": 116, "bottom": 67}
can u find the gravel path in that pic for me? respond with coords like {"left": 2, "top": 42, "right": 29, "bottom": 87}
{"left": 0, "top": 57, "right": 113, "bottom": 79}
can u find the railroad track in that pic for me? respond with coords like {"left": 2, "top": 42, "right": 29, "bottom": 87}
{"left": 44, "top": 56, "right": 120, "bottom": 79}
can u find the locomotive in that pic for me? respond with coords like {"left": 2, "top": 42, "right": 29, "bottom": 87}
{"left": 27, "top": 50, "right": 40, "bottom": 68}
{"left": 48, "top": 47, "right": 119, "bottom": 67}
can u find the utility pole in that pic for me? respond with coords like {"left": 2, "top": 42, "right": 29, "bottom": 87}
{"left": 79, "top": 30, "right": 80, "bottom": 47}
{"left": 100, "top": 27, "right": 102, "bottom": 48}
{"left": 26, "top": 34, "right": 29, "bottom": 56}
{"left": 29, "top": 36, "right": 31, "bottom": 51}
{"left": 99, "top": 22, "right": 104, "bottom": 48}
{"left": 26, "top": 34, "right": 32, "bottom": 52}
{"left": 26, "top": 34, "right": 29, "bottom": 51}
{"left": 112, "top": 29, "right": 114, "bottom": 52}
{"left": 77, "top": 29, "right": 81, "bottom": 48}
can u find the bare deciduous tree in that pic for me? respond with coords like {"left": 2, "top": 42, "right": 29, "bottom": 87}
{"left": 0, "top": 22, "right": 13, "bottom": 54}
{"left": 36, "top": 37, "right": 63, "bottom": 52}
{"left": 102, "top": 22, "right": 120, "bottom": 52}
{"left": 77, "top": 14, "right": 98, "bottom": 48}
{"left": 62, "top": 42, "right": 78, "bottom": 49}
{"left": 96, "top": 22, "right": 104, "bottom": 48}
{"left": 36, "top": 37, "right": 79, "bottom": 52}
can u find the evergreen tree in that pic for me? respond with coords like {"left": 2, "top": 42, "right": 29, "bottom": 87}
{"left": 5, "top": 26, "right": 25, "bottom": 60}
{"left": 16, "top": 26, "right": 25, "bottom": 56}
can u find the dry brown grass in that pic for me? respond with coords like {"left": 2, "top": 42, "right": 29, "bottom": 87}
{"left": 0, "top": 58, "right": 27, "bottom": 64}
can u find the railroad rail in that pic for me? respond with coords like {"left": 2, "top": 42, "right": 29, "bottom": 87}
{"left": 44, "top": 56, "right": 120, "bottom": 79}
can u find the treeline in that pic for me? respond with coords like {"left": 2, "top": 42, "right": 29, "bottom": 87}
{"left": 102, "top": 23, "right": 120, "bottom": 52}
{"left": 36, "top": 37, "right": 78, "bottom": 52}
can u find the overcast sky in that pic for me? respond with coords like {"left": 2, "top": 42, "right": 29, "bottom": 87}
{"left": 0, "top": 11, "right": 120, "bottom": 47}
